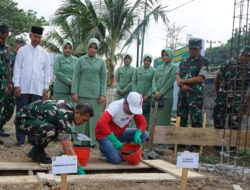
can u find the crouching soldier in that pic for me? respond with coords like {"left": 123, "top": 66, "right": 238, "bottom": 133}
{"left": 15, "top": 100, "right": 93, "bottom": 165}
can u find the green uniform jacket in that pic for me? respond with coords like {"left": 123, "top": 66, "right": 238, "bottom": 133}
{"left": 71, "top": 54, "right": 107, "bottom": 98}
{"left": 152, "top": 62, "right": 177, "bottom": 98}
{"left": 132, "top": 66, "right": 155, "bottom": 97}
{"left": 0, "top": 45, "right": 12, "bottom": 100}
{"left": 115, "top": 64, "right": 135, "bottom": 98}
{"left": 53, "top": 54, "right": 78, "bottom": 94}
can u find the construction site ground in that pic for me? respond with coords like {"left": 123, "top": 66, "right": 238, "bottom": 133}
{"left": 0, "top": 118, "right": 249, "bottom": 190}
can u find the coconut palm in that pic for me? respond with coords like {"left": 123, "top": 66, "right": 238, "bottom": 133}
{"left": 44, "top": 0, "right": 168, "bottom": 85}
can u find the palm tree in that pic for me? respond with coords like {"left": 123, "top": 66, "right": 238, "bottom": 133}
{"left": 44, "top": 0, "right": 167, "bottom": 86}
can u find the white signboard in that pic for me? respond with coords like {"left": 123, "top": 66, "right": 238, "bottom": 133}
{"left": 176, "top": 152, "right": 199, "bottom": 169}
{"left": 52, "top": 155, "right": 77, "bottom": 174}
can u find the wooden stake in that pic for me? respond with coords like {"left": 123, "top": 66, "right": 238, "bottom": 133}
{"left": 174, "top": 117, "right": 181, "bottom": 157}
{"left": 180, "top": 168, "right": 189, "bottom": 190}
{"left": 199, "top": 112, "right": 207, "bottom": 154}
{"left": 61, "top": 174, "right": 68, "bottom": 190}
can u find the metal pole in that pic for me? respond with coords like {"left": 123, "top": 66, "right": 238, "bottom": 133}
{"left": 140, "top": 0, "right": 147, "bottom": 66}
{"left": 136, "top": 18, "right": 140, "bottom": 68}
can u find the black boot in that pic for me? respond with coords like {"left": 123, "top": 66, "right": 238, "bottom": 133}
{"left": 0, "top": 140, "right": 4, "bottom": 145}
{"left": 27, "top": 146, "right": 52, "bottom": 164}
{"left": 0, "top": 128, "right": 10, "bottom": 137}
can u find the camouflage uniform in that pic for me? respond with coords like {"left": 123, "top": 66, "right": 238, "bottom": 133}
{"left": 0, "top": 44, "right": 12, "bottom": 127}
{"left": 15, "top": 100, "right": 74, "bottom": 147}
{"left": 177, "top": 39, "right": 209, "bottom": 128}
{"left": 0, "top": 51, "right": 16, "bottom": 128}
{"left": 213, "top": 58, "right": 250, "bottom": 129}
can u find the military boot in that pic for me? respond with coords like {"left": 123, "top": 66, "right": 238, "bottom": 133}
{"left": 0, "top": 128, "right": 10, "bottom": 137}
{"left": 27, "top": 146, "right": 52, "bottom": 164}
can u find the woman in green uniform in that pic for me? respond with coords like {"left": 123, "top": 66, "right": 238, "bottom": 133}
{"left": 115, "top": 54, "right": 135, "bottom": 100}
{"left": 132, "top": 54, "right": 155, "bottom": 130}
{"left": 149, "top": 48, "right": 177, "bottom": 128}
{"left": 53, "top": 39, "right": 78, "bottom": 101}
{"left": 71, "top": 38, "right": 107, "bottom": 147}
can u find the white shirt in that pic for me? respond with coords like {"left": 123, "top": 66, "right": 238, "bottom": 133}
{"left": 13, "top": 44, "right": 51, "bottom": 96}
{"left": 106, "top": 99, "right": 134, "bottom": 128}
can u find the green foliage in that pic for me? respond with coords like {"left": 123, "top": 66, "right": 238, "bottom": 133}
{"left": 205, "top": 31, "right": 249, "bottom": 66}
{"left": 205, "top": 45, "right": 229, "bottom": 66}
{"left": 0, "top": 0, "right": 47, "bottom": 37}
{"left": 199, "top": 155, "right": 219, "bottom": 164}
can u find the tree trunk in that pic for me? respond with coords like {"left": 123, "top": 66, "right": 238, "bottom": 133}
{"left": 106, "top": 58, "right": 114, "bottom": 87}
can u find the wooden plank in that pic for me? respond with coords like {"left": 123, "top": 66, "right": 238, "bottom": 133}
{"left": 142, "top": 160, "right": 204, "bottom": 178}
{"left": 180, "top": 168, "right": 189, "bottom": 190}
{"left": 153, "top": 126, "right": 250, "bottom": 148}
{"left": 0, "top": 161, "right": 47, "bottom": 171}
{"left": 174, "top": 117, "right": 181, "bottom": 157}
{"left": 0, "top": 176, "right": 40, "bottom": 184}
{"left": 66, "top": 173, "right": 176, "bottom": 182}
{"left": 233, "top": 184, "right": 243, "bottom": 190}
{"left": 61, "top": 174, "right": 68, "bottom": 190}
{"left": 0, "top": 161, "right": 150, "bottom": 171}
{"left": 84, "top": 162, "right": 150, "bottom": 171}
{"left": 40, "top": 173, "right": 176, "bottom": 184}
{"left": 200, "top": 112, "right": 207, "bottom": 154}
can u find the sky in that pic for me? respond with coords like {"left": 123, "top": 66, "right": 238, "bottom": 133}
{"left": 13, "top": 0, "right": 235, "bottom": 63}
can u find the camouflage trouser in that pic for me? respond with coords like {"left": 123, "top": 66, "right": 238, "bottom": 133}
{"left": 16, "top": 118, "right": 56, "bottom": 148}
{"left": 177, "top": 91, "right": 203, "bottom": 128}
{"left": 213, "top": 92, "right": 241, "bottom": 129}
{"left": 0, "top": 89, "right": 5, "bottom": 128}
{"left": 0, "top": 91, "right": 15, "bottom": 128}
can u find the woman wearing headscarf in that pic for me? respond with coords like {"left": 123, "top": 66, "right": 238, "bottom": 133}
{"left": 132, "top": 54, "right": 155, "bottom": 130}
{"left": 71, "top": 38, "right": 107, "bottom": 147}
{"left": 149, "top": 48, "right": 177, "bottom": 128}
{"left": 53, "top": 39, "right": 78, "bottom": 101}
{"left": 115, "top": 54, "right": 135, "bottom": 100}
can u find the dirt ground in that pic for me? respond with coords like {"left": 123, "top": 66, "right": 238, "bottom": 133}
{"left": 0, "top": 117, "right": 249, "bottom": 190}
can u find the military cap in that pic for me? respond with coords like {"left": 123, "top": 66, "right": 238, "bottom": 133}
{"left": 31, "top": 26, "right": 44, "bottom": 35}
{"left": 15, "top": 38, "right": 26, "bottom": 46}
{"left": 188, "top": 38, "right": 202, "bottom": 49}
{"left": 241, "top": 46, "right": 250, "bottom": 56}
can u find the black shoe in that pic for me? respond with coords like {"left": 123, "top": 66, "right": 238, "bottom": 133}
{"left": 39, "top": 147, "right": 51, "bottom": 160}
{"left": 0, "top": 129, "right": 10, "bottom": 137}
{"left": 0, "top": 140, "right": 4, "bottom": 145}
{"left": 28, "top": 147, "right": 52, "bottom": 164}
{"left": 15, "top": 142, "right": 24, "bottom": 146}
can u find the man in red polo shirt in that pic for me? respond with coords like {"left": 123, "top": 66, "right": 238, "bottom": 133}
{"left": 95, "top": 92, "right": 149, "bottom": 164}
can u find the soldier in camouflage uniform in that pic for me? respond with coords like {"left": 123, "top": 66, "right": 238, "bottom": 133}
{"left": 0, "top": 25, "right": 12, "bottom": 144}
{"left": 213, "top": 46, "right": 250, "bottom": 129}
{"left": 176, "top": 38, "right": 210, "bottom": 128}
{"left": 15, "top": 100, "right": 93, "bottom": 165}
{"left": 0, "top": 38, "right": 26, "bottom": 137}
{"left": 115, "top": 54, "right": 135, "bottom": 99}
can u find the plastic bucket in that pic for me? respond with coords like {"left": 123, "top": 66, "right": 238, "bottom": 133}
{"left": 73, "top": 147, "right": 90, "bottom": 166}
{"left": 121, "top": 144, "right": 142, "bottom": 165}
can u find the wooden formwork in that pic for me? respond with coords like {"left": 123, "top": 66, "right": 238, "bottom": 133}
{"left": 0, "top": 159, "right": 204, "bottom": 185}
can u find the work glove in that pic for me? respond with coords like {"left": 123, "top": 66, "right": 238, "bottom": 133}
{"left": 77, "top": 166, "right": 85, "bottom": 175}
{"left": 107, "top": 132, "right": 123, "bottom": 151}
{"left": 134, "top": 129, "right": 143, "bottom": 145}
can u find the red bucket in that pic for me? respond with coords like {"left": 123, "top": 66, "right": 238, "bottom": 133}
{"left": 121, "top": 144, "right": 142, "bottom": 165}
{"left": 73, "top": 147, "right": 90, "bottom": 166}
